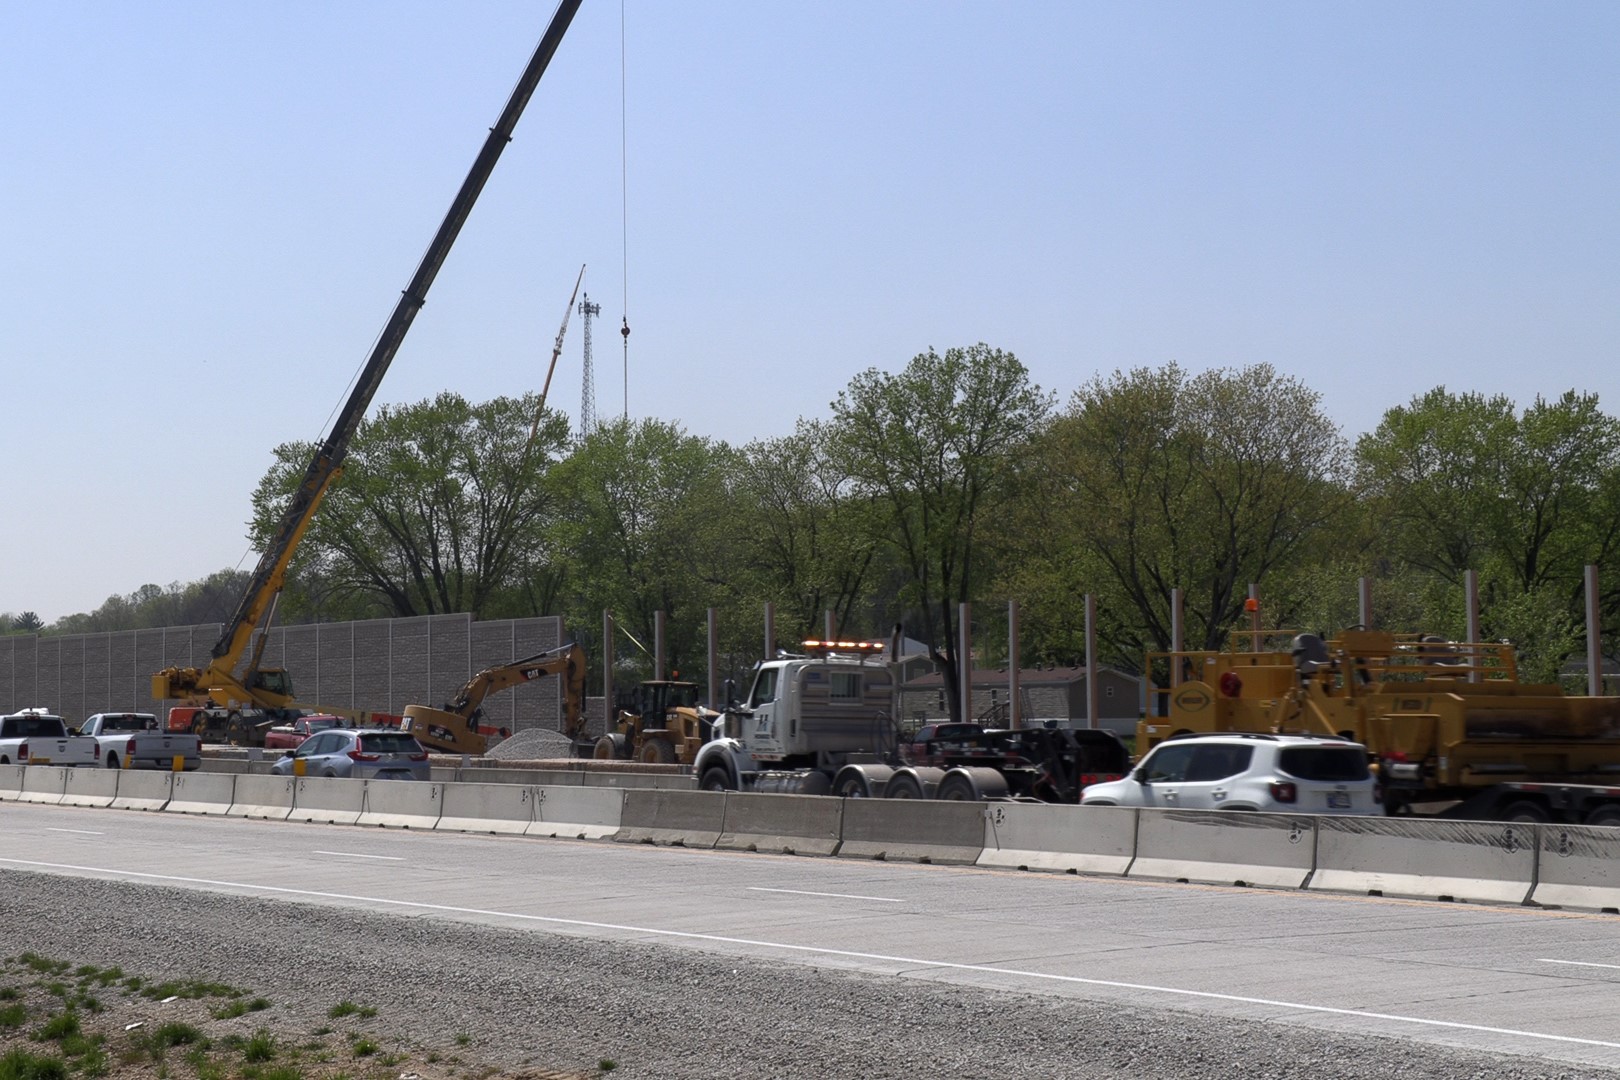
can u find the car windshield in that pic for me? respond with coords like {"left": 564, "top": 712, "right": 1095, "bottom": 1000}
{"left": 359, "top": 733, "right": 422, "bottom": 755}
{"left": 1279, "top": 746, "right": 1369, "bottom": 781}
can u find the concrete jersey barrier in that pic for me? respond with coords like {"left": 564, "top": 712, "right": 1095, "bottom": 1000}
{"left": 436, "top": 782, "right": 537, "bottom": 834}
{"left": 837, "top": 799, "right": 985, "bottom": 865}
{"left": 0, "top": 763, "right": 22, "bottom": 801}
{"left": 718, "top": 792, "right": 843, "bottom": 856}
{"left": 165, "top": 772, "right": 237, "bottom": 815}
{"left": 1311, "top": 816, "right": 1536, "bottom": 905}
{"left": 529, "top": 787, "right": 624, "bottom": 840}
{"left": 228, "top": 774, "right": 297, "bottom": 820}
{"left": 1129, "top": 809, "right": 1317, "bottom": 888}
{"left": 616, "top": 790, "right": 724, "bottom": 848}
{"left": 16, "top": 767, "right": 68, "bottom": 805}
{"left": 359, "top": 781, "right": 444, "bottom": 829}
{"left": 289, "top": 776, "right": 366, "bottom": 825}
{"left": 1530, "top": 825, "right": 1620, "bottom": 913}
{"left": 61, "top": 768, "right": 121, "bottom": 809}
{"left": 979, "top": 803, "right": 1137, "bottom": 875}
{"left": 110, "top": 771, "right": 173, "bottom": 811}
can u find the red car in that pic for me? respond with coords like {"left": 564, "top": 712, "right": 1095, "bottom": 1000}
{"left": 262, "top": 714, "right": 346, "bottom": 751}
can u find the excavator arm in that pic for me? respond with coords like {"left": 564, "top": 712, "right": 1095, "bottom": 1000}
{"left": 402, "top": 642, "right": 587, "bottom": 756}
{"left": 150, "top": 0, "right": 584, "bottom": 717}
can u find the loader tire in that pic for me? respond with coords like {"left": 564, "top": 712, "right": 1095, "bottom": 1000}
{"left": 637, "top": 736, "right": 677, "bottom": 764}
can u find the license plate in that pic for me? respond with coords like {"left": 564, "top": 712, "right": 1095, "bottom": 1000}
{"left": 1327, "top": 791, "right": 1350, "bottom": 809}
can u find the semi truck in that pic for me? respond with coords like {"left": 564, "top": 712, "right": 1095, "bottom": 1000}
{"left": 1136, "top": 627, "right": 1620, "bottom": 824}
{"left": 693, "top": 641, "right": 1129, "bottom": 801}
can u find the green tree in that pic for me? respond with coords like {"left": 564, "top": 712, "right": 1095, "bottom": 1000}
{"left": 1015, "top": 362, "right": 1351, "bottom": 663}
{"left": 546, "top": 417, "right": 744, "bottom": 690}
{"left": 249, "top": 391, "right": 570, "bottom": 619}
{"left": 732, "top": 421, "right": 887, "bottom": 641}
{"left": 831, "top": 344, "right": 1053, "bottom": 723}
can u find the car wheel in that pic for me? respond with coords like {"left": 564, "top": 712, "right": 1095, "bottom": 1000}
{"left": 1499, "top": 799, "right": 1551, "bottom": 824}
{"left": 105, "top": 753, "right": 120, "bottom": 770}
{"left": 322, "top": 769, "right": 338, "bottom": 779}
{"left": 699, "top": 766, "right": 733, "bottom": 792}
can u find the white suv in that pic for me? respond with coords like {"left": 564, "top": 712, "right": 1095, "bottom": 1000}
{"left": 1081, "top": 733, "right": 1381, "bottom": 815}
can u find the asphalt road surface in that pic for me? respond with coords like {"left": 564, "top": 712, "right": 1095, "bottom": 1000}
{"left": 3, "top": 800, "right": 1620, "bottom": 1075}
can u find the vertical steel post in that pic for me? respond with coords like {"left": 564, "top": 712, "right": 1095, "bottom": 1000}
{"left": 1465, "top": 569, "right": 1481, "bottom": 684}
{"left": 1085, "top": 594, "right": 1099, "bottom": 729}
{"left": 764, "top": 601, "right": 775, "bottom": 660}
{"left": 1358, "top": 577, "right": 1373, "bottom": 629}
{"left": 957, "top": 602, "right": 972, "bottom": 724}
{"left": 1008, "top": 599, "right": 1021, "bottom": 730}
{"left": 1170, "top": 587, "right": 1184, "bottom": 688}
{"left": 654, "top": 610, "right": 665, "bottom": 681}
{"left": 1248, "top": 583, "right": 1261, "bottom": 651}
{"left": 1588, "top": 564, "right": 1603, "bottom": 696}
{"left": 707, "top": 607, "right": 719, "bottom": 710}
{"left": 825, "top": 609, "right": 836, "bottom": 641}
{"left": 602, "top": 609, "right": 615, "bottom": 735}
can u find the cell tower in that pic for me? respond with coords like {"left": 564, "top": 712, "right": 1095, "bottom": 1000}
{"left": 578, "top": 293, "right": 601, "bottom": 438}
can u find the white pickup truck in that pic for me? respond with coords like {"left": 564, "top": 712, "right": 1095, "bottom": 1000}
{"left": 77, "top": 712, "right": 202, "bottom": 771}
{"left": 0, "top": 709, "right": 99, "bottom": 767}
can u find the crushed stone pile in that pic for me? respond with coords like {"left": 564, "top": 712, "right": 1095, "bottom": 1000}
{"left": 486, "top": 727, "right": 578, "bottom": 760}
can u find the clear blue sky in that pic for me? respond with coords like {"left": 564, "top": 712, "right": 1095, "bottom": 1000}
{"left": 4, "top": 1, "right": 1618, "bottom": 623}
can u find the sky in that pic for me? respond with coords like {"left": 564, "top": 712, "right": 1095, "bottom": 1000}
{"left": 3, "top": 1, "right": 1618, "bottom": 624}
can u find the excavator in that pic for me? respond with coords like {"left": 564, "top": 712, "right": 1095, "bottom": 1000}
{"left": 148, "top": 2, "right": 583, "bottom": 746}
{"left": 402, "top": 642, "right": 587, "bottom": 756}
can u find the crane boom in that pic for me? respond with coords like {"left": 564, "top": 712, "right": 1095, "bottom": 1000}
{"left": 154, "top": 0, "right": 584, "bottom": 722}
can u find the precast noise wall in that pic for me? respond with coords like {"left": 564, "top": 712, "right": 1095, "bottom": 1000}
{"left": 0, "top": 614, "right": 564, "bottom": 732}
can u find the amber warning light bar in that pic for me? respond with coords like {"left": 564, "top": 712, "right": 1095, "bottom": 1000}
{"left": 801, "top": 640, "right": 886, "bottom": 653}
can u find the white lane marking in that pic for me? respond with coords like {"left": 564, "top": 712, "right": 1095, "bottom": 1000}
{"left": 745, "top": 887, "right": 900, "bottom": 906}
{"left": 4, "top": 856, "right": 1618, "bottom": 1052}
{"left": 313, "top": 851, "right": 405, "bottom": 862}
{"left": 1539, "top": 959, "right": 1620, "bottom": 971}
{"left": 45, "top": 828, "right": 104, "bottom": 836}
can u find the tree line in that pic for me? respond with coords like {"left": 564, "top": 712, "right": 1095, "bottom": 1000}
{"left": 35, "top": 348, "right": 1620, "bottom": 722}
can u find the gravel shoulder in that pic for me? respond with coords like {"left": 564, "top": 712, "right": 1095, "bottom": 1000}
{"left": 1, "top": 869, "right": 1614, "bottom": 1080}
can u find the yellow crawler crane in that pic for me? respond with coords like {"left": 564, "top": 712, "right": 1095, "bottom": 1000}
{"left": 1139, "top": 628, "right": 1620, "bottom": 822}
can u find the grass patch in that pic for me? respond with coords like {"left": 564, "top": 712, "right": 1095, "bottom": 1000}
{"left": 139, "top": 979, "right": 239, "bottom": 1002}
{"left": 0, "top": 1003, "right": 27, "bottom": 1029}
{"left": 326, "top": 1000, "right": 367, "bottom": 1019}
{"left": 350, "top": 1038, "right": 378, "bottom": 1058}
{"left": 210, "top": 1001, "right": 248, "bottom": 1020}
{"left": 0, "top": 990, "right": 18, "bottom": 1001}
{"left": 241, "top": 1030, "right": 275, "bottom": 1064}
{"left": 598, "top": 1060, "right": 618, "bottom": 1073}
{"left": 151, "top": 1022, "right": 204, "bottom": 1049}
{"left": 0, "top": 1047, "right": 67, "bottom": 1080}
{"left": 34, "top": 1012, "right": 79, "bottom": 1042}
{"left": 15, "top": 955, "right": 68, "bottom": 977}
{"left": 454, "top": 1033, "right": 472, "bottom": 1046}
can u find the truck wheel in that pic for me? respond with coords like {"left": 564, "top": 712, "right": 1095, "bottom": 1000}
{"left": 1499, "top": 799, "right": 1551, "bottom": 823}
{"left": 884, "top": 772, "right": 926, "bottom": 799}
{"left": 592, "top": 735, "right": 625, "bottom": 760}
{"left": 937, "top": 767, "right": 1010, "bottom": 802}
{"left": 699, "top": 767, "right": 734, "bottom": 792}
{"left": 832, "top": 766, "right": 892, "bottom": 799}
{"left": 637, "top": 736, "right": 677, "bottom": 764}
{"left": 1585, "top": 805, "right": 1620, "bottom": 827}
{"left": 104, "top": 753, "right": 120, "bottom": 770}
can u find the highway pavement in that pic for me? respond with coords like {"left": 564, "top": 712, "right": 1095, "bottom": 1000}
{"left": 3, "top": 800, "right": 1620, "bottom": 1071}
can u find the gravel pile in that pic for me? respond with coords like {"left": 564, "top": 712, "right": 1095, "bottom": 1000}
{"left": 486, "top": 727, "right": 578, "bottom": 760}
{"left": 1, "top": 870, "right": 1612, "bottom": 1080}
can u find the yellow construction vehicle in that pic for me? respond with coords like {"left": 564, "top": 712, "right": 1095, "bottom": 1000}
{"left": 402, "top": 642, "right": 587, "bottom": 756}
{"left": 147, "top": 4, "right": 582, "bottom": 746}
{"left": 592, "top": 680, "right": 718, "bottom": 765}
{"left": 1137, "top": 627, "right": 1620, "bottom": 822}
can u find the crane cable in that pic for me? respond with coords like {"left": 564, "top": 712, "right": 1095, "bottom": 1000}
{"left": 619, "top": 0, "right": 630, "bottom": 420}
